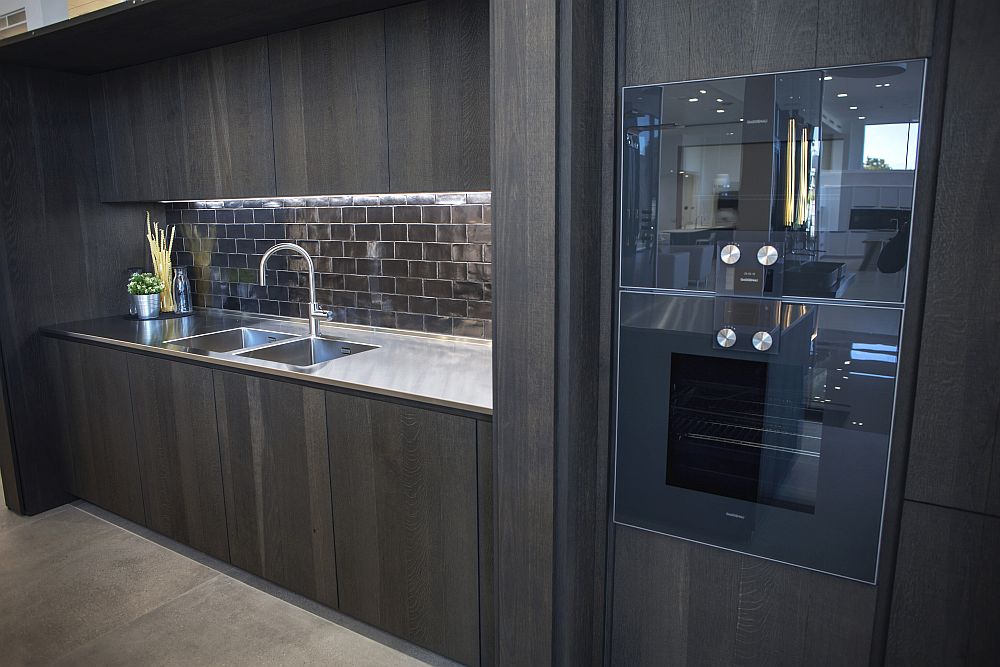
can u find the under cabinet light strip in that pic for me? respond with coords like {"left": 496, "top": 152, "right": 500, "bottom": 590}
{"left": 158, "top": 191, "right": 492, "bottom": 206}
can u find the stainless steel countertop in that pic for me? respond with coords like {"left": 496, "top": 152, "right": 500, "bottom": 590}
{"left": 42, "top": 311, "right": 493, "bottom": 416}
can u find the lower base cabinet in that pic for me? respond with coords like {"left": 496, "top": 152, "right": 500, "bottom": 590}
{"left": 327, "top": 393, "right": 482, "bottom": 666}
{"left": 128, "top": 354, "right": 229, "bottom": 561}
{"left": 50, "top": 340, "right": 145, "bottom": 525}
{"left": 214, "top": 370, "right": 339, "bottom": 608}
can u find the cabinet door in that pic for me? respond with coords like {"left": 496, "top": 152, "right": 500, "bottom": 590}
{"left": 214, "top": 371, "right": 337, "bottom": 607}
{"left": 328, "top": 393, "right": 480, "bottom": 666}
{"left": 269, "top": 13, "right": 390, "bottom": 196}
{"left": 385, "top": 0, "right": 490, "bottom": 192}
{"left": 90, "top": 37, "right": 275, "bottom": 201}
{"left": 51, "top": 340, "right": 144, "bottom": 524}
{"left": 128, "top": 354, "right": 229, "bottom": 561}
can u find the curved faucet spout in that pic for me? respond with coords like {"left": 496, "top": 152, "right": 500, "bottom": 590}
{"left": 260, "top": 243, "right": 326, "bottom": 336}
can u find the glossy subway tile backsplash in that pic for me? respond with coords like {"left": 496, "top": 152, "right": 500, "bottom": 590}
{"left": 165, "top": 192, "right": 492, "bottom": 338}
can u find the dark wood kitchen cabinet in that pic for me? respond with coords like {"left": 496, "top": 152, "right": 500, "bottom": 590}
{"left": 213, "top": 370, "right": 338, "bottom": 607}
{"left": 90, "top": 37, "right": 276, "bottom": 202}
{"left": 384, "top": 0, "right": 490, "bottom": 192}
{"left": 127, "top": 354, "right": 229, "bottom": 561}
{"left": 268, "top": 13, "right": 390, "bottom": 196}
{"left": 327, "top": 392, "right": 481, "bottom": 666}
{"left": 49, "top": 340, "right": 145, "bottom": 524}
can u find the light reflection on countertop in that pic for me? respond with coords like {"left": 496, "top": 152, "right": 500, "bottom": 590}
{"left": 42, "top": 310, "right": 492, "bottom": 416}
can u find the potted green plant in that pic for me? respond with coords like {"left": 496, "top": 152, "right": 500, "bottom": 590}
{"left": 127, "top": 272, "right": 165, "bottom": 320}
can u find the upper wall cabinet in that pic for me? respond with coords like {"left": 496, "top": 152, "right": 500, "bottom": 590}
{"left": 90, "top": 37, "right": 276, "bottom": 202}
{"left": 384, "top": 0, "right": 490, "bottom": 192}
{"left": 268, "top": 13, "right": 391, "bottom": 196}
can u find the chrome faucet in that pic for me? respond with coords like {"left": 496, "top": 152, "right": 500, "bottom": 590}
{"left": 260, "top": 243, "right": 330, "bottom": 337}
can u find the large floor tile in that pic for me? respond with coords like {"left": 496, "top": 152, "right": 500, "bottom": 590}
{"left": 54, "top": 575, "right": 430, "bottom": 666}
{"left": 0, "top": 506, "right": 216, "bottom": 664}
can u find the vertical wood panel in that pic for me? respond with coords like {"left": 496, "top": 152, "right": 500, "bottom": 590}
{"left": 214, "top": 370, "right": 337, "bottom": 607}
{"left": 91, "top": 38, "right": 275, "bottom": 201}
{"left": 50, "top": 340, "right": 144, "bottom": 524}
{"left": 816, "top": 0, "right": 937, "bottom": 66}
{"left": 477, "top": 420, "right": 495, "bottom": 667}
{"left": 886, "top": 502, "right": 1000, "bottom": 664}
{"left": 689, "top": 0, "right": 817, "bottom": 79}
{"left": 0, "top": 64, "right": 148, "bottom": 514}
{"left": 623, "top": 0, "right": 690, "bottom": 85}
{"left": 327, "top": 392, "right": 480, "bottom": 666}
{"left": 491, "top": 0, "right": 557, "bottom": 663}
{"left": 269, "top": 13, "right": 390, "bottom": 196}
{"left": 905, "top": 0, "right": 1000, "bottom": 517}
{"left": 128, "top": 354, "right": 229, "bottom": 561}
{"left": 610, "top": 526, "right": 876, "bottom": 667}
{"left": 384, "top": 0, "right": 490, "bottom": 192}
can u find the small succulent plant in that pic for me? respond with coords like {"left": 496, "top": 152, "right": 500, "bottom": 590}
{"left": 127, "top": 272, "right": 165, "bottom": 296}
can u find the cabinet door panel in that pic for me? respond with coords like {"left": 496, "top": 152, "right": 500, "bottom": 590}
{"left": 385, "top": 0, "right": 490, "bottom": 192}
{"left": 51, "top": 340, "right": 144, "bottom": 524}
{"left": 91, "top": 37, "right": 275, "bottom": 201}
{"left": 328, "top": 392, "right": 480, "bottom": 666}
{"left": 269, "top": 14, "right": 390, "bottom": 196}
{"left": 214, "top": 371, "right": 337, "bottom": 607}
{"left": 128, "top": 354, "right": 229, "bottom": 561}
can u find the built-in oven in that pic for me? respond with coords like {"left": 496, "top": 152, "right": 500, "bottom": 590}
{"left": 613, "top": 60, "right": 925, "bottom": 583}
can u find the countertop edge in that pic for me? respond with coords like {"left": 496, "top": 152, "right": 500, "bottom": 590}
{"left": 41, "top": 327, "right": 494, "bottom": 419}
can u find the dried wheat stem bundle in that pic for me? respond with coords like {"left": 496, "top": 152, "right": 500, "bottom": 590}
{"left": 145, "top": 210, "right": 176, "bottom": 312}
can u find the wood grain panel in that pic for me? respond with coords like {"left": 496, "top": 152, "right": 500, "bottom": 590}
{"left": 477, "top": 420, "right": 495, "bottom": 667}
{"left": 816, "top": 0, "right": 937, "bottom": 66}
{"left": 385, "top": 0, "right": 490, "bottom": 192}
{"left": 91, "top": 37, "right": 275, "bottom": 201}
{"left": 689, "top": 0, "right": 817, "bottom": 79}
{"left": 327, "top": 392, "right": 479, "bottom": 666}
{"left": 886, "top": 501, "right": 1000, "bottom": 665}
{"left": 269, "top": 13, "right": 390, "bottom": 196}
{"left": 623, "top": 0, "right": 690, "bottom": 85}
{"left": 905, "top": 0, "right": 1000, "bottom": 517}
{"left": 214, "top": 370, "right": 337, "bottom": 607}
{"left": 50, "top": 340, "right": 144, "bottom": 524}
{"left": 128, "top": 353, "right": 229, "bottom": 561}
{"left": 610, "top": 526, "right": 877, "bottom": 666}
{"left": 0, "top": 64, "right": 148, "bottom": 514}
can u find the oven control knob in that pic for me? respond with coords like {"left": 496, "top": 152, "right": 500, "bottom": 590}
{"left": 720, "top": 244, "right": 741, "bottom": 265}
{"left": 752, "top": 331, "right": 774, "bottom": 351}
{"left": 717, "top": 328, "right": 737, "bottom": 348}
{"left": 757, "top": 245, "right": 779, "bottom": 266}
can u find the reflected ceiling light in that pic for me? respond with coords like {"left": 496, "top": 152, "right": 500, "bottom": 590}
{"left": 858, "top": 115, "right": 867, "bottom": 119}
{"left": 699, "top": 89, "right": 707, "bottom": 94}
{"left": 715, "top": 98, "right": 723, "bottom": 102}
{"left": 837, "top": 93, "right": 848, "bottom": 97}
{"left": 823, "top": 75, "right": 833, "bottom": 80}
{"left": 688, "top": 97, "right": 699, "bottom": 102}
{"left": 715, "top": 109, "right": 725, "bottom": 113}
{"left": 875, "top": 84, "right": 884, "bottom": 88}
{"left": 849, "top": 106, "right": 858, "bottom": 110}
{"left": 883, "top": 83, "right": 891, "bottom": 87}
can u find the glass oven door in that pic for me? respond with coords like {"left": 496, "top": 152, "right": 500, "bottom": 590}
{"left": 614, "top": 291, "right": 901, "bottom": 582}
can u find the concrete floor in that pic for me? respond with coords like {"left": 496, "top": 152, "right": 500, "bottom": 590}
{"left": 0, "top": 483, "right": 455, "bottom": 666}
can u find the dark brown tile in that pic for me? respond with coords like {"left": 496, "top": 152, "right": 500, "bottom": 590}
{"left": 369, "top": 242, "right": 395, "bottom": 259}
{"left": 369, "top": 276, "right": 396, "bottom": 292}
{"left": 438, "top": 298, "right": 468, "bottom": 317}
{"left": 299, "top": 240, "right": 319, "bottom": 255}
{"left": 366, "top": 206, "right": 394, "bottom": 223}
{"left": 320, "top": 241, "right": 345, "bottom": 257}
{"left": 344, "top": 274, "right": 369, "bottom": 291}
{"left": 451, "top": 205, "right": 484, "bottom": 223}
{"left": 355, "top": 259, "right": 380, "bottom": 275}
{"left": 307, "top": 224, "right": 331, "bottom": 240}
{"left": 381, "top": 259, "right": 408, "bottom": 277}
{"left": 255, "top": 208, "right": 277, "bottom": 223}
{"left": 467, "top": 262, "right": 492, "bottom": 282}
{"left": 423, "top": 315, "right": 452, "bottom": 335}
{"left": 380, "top": 224, "right": 408, "bottom": 241}
{"left": 467, "top": 224, "right": 492, "bottom": 243}
{"left": 370, "top": 310, "right": 396, "bottom": 328}
{"left": 423, "top": 243, "right": 452, "bottom": 261}
{"left": 436, "top": 225, "right": 467, "bottom": 242}
{"left": 395, "top": 277, "right": 423, "bottom": 296}
{"left": 355, "top": 224, "right": 380, "bottom": 241}
{"left": 469, "top": 301, "right": 492, "bottom": 319}
{"left": 329, "top": 224, "right": 354, "bottom": 241}
{"left": 408, "top": 261, "right": 437, "bottom": 278}
{"left": 437, "top": 262, "right": 468, "bottom": 280}
{"left": 407, "top": 296, "right": 437, "bottom": 315}
{"left": 394, "top": 242, "right": 423, "bottom": 260}
{"left": 423, "top": 279, "right": 453, "bottom": 298}
{"left": 317, "top": 207, "right": 343, "bottom": 223}
{"left": 394, "top": 205, "right": 421, "bottom": 223}
{"left": 295, "top": 207, "right": 319, "bottom": 223}
{"left": 454, "top": 281, "right": 484, "bottom": 300}
{"left": 343, "top": 242, "right": 368, "bottom": 258}
{"left": 331, "top": 258, "right": 357, "bottom": 274}
{"left": 396, "top": 313, "right": 424, "bottom": 331}
{"left": 343, "top": 207, "right": 367, "bottom": 223}
{"left": 407, "top": 224, "right": 436, "bottom": 242}
{"left": 286, "top": 223, "right": 307, "bottom": 240}
{"left": 453, "top": 318, "right": 486, "bottom": 338}
{"left": 452, "top": 244, "right": 483, "bottom": 262}
{"left": 313, "top": 257, "right": 333, "bottom": 273}
{"left": 421, "top": 206, "right": 451, "bottom": 223}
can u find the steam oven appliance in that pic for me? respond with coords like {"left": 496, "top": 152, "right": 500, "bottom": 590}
{"left": 613, "top": 60, "right": 926, "bottom": 583}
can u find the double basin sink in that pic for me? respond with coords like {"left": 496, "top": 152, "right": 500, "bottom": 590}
{"left": 164, "top": 327, "right": 377, "bottom": 369}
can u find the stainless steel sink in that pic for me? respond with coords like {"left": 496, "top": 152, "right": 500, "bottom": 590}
{"left": 235, "top": 336, "right": 377, "bottom": 368}
{"left": 165, "top": 327, "right": 297, "bottom": 353}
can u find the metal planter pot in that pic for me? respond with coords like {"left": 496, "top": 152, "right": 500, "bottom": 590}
{"left": 131, "top": 293, "right": 161, "bottom": 320}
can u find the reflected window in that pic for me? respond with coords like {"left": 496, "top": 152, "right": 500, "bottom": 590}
{"left": 863, "top": 123, "right": 919, "bottom": 170}
{"left": 0, "top": 8, "right": 27, "bottom": 40}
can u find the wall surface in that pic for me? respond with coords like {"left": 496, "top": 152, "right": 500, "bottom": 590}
{"left": 167, "top": 193, "right": 492, "bottom": 338}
